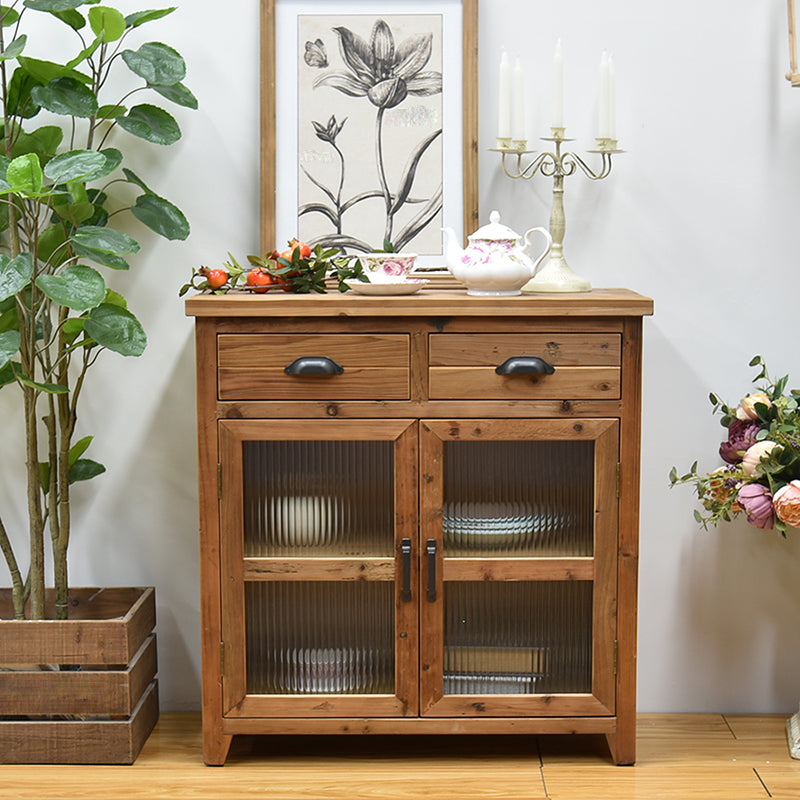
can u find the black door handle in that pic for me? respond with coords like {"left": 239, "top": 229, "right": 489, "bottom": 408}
{"left": 401, "top": 538, "right": 412, "bottom": 602}
{"left": 495, "top": 356, "right": 555, "bottom": 375}
{"left": 426, "top": 539, "right": 437, "bottom": 602}
{"left": 284, "top": 356, "right": 344, "bottom": 375}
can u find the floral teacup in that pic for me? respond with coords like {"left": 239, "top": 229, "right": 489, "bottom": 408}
{"left": 357, "top": 253, "right": 417, "bottom": 283}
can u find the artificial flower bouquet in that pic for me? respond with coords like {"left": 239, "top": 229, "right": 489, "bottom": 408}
{"left": 670, "top": 356, "right": 800, "bottom": 535}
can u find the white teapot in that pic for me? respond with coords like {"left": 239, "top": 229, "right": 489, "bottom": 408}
{"left": 442, "top": 211, "right": 552, "bottom": 296}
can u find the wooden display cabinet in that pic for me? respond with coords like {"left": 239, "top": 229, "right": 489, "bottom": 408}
{"left": 185, "top": 288, "right": 653, "bottom": 766}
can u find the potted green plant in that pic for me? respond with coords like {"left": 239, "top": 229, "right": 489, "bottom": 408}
{"left": 0, "top": 0, "right": 194, "bottom": 763}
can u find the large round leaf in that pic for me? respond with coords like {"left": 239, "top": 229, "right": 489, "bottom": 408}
{"left": 71, "top": 225, "right": 140, "bottom": 270}
{"left": 132, "top": 193, "right": 189, "bottom": 240}
{"left": 0, "top": 35, "right": 27, "bottom": 61}
{"left": 0, "top": 253, "right": 34, "bottom": 302}
{"left": 35, "top": 264, "right": 106, "bottom": 310}
{"left": 6, "top": 152, "right": 43, "bottom": 195}
{"left": 71, "top": 225, "right": 140, "bottom": 255}
{"left": 0, "top": 329, "right": 20, "bottom": 368}
{"left": 88, "top": 5, "right": 125, "bottom": 41}
{"left": 84, "top": 302, "right": 146, "bottom": 356}
{"left": 1, "top": 7, "right": 20, "bottom": 26}
{"left": 23, "top": 1, "right": 100, "bottom": 11}
{"left": 115, "top": 103, "right": 180, "bottom": 145}
{"left": 122, "top": 42, "right": 185, "bottom": 86}
{"left": 51, "top": 8, "right": 87, "bottom": 29}
{"left": 10, "top": 124, "right": 63, "bottom": 160}
{"left": 125, "top": 8, "right": 175, "bottom": 28}
{"left": 31, "top": 76, "right": 98, "bottom": 117}
{"left": 44, "top": 149, "right": 107, "bottom": 184}
{"left": 7, "top": 66, "right": 43, "bottom": 118}
{"left": 151, "top": 81, "right": 197, "bottom": 110}
{"left": 18, "top": 56, "right": 92, "bottom": 85}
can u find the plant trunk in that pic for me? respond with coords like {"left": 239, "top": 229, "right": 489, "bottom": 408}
{"left": 0, "top": 515, "right": 25, "bottom": 618}
{"left": 23, "top": 386, "right": 45, "bottom": 620}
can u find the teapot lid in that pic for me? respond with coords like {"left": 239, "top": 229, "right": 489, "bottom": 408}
{"left": 468, "top": 210, "right": 520, "bottom": 241}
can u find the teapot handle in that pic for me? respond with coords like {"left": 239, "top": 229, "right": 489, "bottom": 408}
{"left": 523, "top": 226, "right": 553, "bottom": 276}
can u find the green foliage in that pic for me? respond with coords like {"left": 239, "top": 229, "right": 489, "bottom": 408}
{"left": 116, "top": 103, "right": 180, "bottom": 144}
{"left": 0, "top": 0, "right": 195, "bottom": 619}
{"left": 84, "top": 302, "right": 146, "bottom": 356}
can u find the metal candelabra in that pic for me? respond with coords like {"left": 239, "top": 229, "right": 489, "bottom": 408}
{"left": 493, "top": 128, "right": 621, "bottom": 293}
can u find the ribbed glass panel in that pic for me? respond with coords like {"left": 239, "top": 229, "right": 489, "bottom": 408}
{"left": 442, "top": 440, "right": 594, "bottom": 557}
{"left": 443, "top": 581, "right": 592, "bottom": 695}
{"left": 245, "top": 581, "right": 395, "bottom": 694}
{"left": 242, "top": 440, "right": 393, "bottom": 556}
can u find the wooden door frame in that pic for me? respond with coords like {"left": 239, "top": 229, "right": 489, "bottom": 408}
{"left": 218, "top": 418, "right": 419, "bottom": 718}
{"left": 418, "top": 418, "right": 619, "bottom": 718}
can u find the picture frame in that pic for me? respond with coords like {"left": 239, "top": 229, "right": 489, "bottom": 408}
{"left": 788, "top": 0, "right": 800, "bottom": 85}
{"left": 260, "top": 0, "right": 478, "bottom": 261}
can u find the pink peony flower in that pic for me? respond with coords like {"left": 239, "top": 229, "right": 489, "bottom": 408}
{"left": 736, "top": 483, "right": 774, "bottom": 529}
{"left": 741, "top": 440, "right": 779, "bottom": 477}
{"left": 773, "top": 480, "right": 800, "bottom": 528}
{"left": 736, "top": 391, "right": 772, "bottom": 421}
{"left": 719, "top": 419, "right": 760, "bottom": 464}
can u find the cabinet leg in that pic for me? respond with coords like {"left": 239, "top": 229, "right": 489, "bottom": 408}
{"left": 203, "top": 723, "right": 233, "bottom": 766}
{"left": 605, "top": 726, "right": 636, "bottom": 766}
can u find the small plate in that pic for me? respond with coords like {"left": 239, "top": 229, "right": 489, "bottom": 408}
{"left": 344, "top": 278, "right": 429, "bottom": 296}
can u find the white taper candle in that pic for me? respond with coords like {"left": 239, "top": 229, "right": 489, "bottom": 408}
{"left": 552, "top": 39, "right": 564, "bottom": 129}
{"left": 498, "top": 51, "right": 511, "bottom": 139}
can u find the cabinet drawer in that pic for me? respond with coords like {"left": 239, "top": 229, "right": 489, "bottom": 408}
{"left": 217, "top": 334, "right": 410, "bottom": 400}
{"left": 428, "top": 333, "right": 621, "bottom": 400}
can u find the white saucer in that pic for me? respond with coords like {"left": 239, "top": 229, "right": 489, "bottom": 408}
{"left": 344, "top": 278, "right": 429, "bottom": 296}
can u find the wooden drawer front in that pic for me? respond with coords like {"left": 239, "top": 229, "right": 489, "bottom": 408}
{"left": 218, "top": 334, "right": 410, "bottom": 400}
{"left": 428, "top": 333, "right": 621, "bottom": 400}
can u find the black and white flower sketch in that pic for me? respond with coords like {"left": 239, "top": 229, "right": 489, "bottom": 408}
{"left": 297, "top": 15, "right": 443, "bottom": 253}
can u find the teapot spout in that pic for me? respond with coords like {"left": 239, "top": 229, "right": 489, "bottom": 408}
{"left": 442, "top": 227, "right": 465, "bottom": 275}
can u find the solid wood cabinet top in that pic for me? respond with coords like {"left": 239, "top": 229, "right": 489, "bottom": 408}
{"left": 185, "top": 287, "right": 654, "bottom": 319}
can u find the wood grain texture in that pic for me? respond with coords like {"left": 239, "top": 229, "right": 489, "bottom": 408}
{"left": 188, "top": 291, "right": 653, "bottom": 765}
{"left": 0, "top": 587, "right": 154, "bottom": 665}
{"left": 428, "top": 365, "right": 620, "bottom": 400}
{"left": 0, "top": 682, "right": 158, "bottom": 765}
{"left": 0, "top": 713, "right": 795, "bottom": 798}
{"left": 218, "top": 366, "right": 410, "bottom": 401}
{"left": 462, "top": 0, "right": 479, "bottom": 240}
{"left": 243, "top": 558, "right": 395, "bottom": 581}
{"left": 442, "top": 558, "right": 594, "bottom": 582}
{"left": 0, "top": 634, "right": 156, "bottom": 716}
{"left": 217, "top": 333, "right": 409, "bottom": 366}
{"left": 185, "top": 289, "right": 654, "bottom": 319}
{"left": 606, "top": 316, "right": 645, "bottom": 766}
{"left": 194, "top": 318, "right": 233, "bottom": 766}
{"left": 428, "top": 333, "right": 621, "bottom": 366}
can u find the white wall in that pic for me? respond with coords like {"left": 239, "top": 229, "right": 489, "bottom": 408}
{"left": 1, "top": 0, "right": 799, "bottom": 714}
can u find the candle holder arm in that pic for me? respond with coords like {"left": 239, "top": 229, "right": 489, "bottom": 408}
{"left": 499, "top": 151, "right": 555, "bottom": 180}
{"left": 562, "top": 150, "right": 614, "bottom": 181}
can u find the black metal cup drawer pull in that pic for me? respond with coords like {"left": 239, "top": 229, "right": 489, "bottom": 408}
{"left": 284, "top": 356, "right": 344, "bottom": 375}
{"left": 495, "top": 356, "right": 555, "bottom": 375}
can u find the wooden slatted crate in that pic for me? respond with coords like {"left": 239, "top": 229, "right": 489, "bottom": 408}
{"left": 0, "top": 587, "right": 158, "bottom": 764}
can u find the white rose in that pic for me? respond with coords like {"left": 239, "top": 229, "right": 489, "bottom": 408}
{"left": 741, "top": 440, "right": 779, "bottom": 477}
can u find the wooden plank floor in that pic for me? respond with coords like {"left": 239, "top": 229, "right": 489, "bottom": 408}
{"left": 0, "top": 713, "right": 797, "bottom": 799}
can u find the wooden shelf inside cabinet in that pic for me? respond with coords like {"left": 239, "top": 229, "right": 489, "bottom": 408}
{"left": 186, "top": 288, "right": 653, "bottom": 766}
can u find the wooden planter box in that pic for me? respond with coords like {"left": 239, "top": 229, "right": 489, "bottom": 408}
{"left": 0, "top": 586, "right": 159, "bottom": 764}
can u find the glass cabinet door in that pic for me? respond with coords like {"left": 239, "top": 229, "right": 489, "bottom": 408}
{"left": 419, "top": 418, "right": 619, "bottom": 718}
{"left": 219, "top": 419, "right": 418, "bottom": 719}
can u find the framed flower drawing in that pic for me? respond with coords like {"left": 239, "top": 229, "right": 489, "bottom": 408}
{"left": 260, "top": 0, "right": 478, "bottom": 264}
